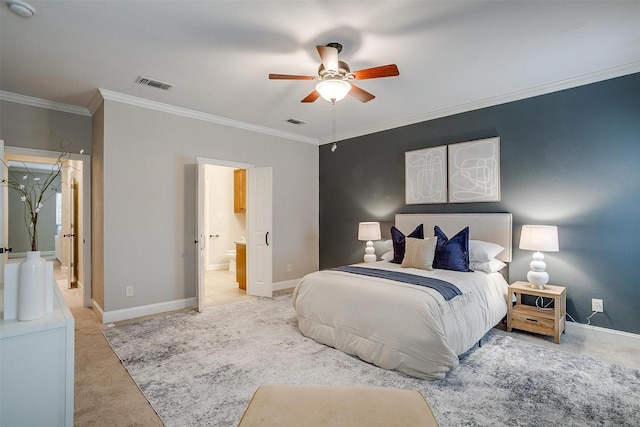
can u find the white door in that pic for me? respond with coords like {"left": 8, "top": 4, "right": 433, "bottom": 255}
{"left": 247, "top": 167, "right": 272, "bottom": 297}
{"left": 60, "top": 160, "right": 72, "bottom": 288}
{"left": 196, "top": 162, "right": 206, "bottom": 312}
{"left": 0, "top": 140, "right": 5, "bottom": 285}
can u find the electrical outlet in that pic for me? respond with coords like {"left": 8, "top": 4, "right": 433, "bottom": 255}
{"left": 287, "top": 264, "right": 292, "bottom": 272}
{"left": 126, "top": 286, "right": 134, "bottom": 297}
{"left": 592, "top": 298, "right": 603, "bottom": 313}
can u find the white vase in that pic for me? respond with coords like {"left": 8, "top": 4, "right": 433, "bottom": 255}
{"left": 18, "top": 251, "right": 46, "bottom": 321}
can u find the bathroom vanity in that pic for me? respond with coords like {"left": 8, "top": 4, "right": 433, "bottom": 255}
{"left": 236, "top": 242, "right": 246, "bottom": 290}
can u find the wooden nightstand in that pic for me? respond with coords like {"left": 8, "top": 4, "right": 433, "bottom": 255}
{"left": 507, "top": 281, "right": 566, "bottom": 344}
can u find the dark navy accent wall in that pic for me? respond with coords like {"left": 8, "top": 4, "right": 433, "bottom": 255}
{"left": 319, "top": 73, "right": 640, "bottom": 335}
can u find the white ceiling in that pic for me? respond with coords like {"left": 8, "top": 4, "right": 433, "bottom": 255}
{"left": 1, "top": 1, "right": 639, "bottom": 145}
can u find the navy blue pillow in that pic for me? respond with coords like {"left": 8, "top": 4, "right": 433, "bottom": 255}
{"left": 390, "top": 224, "right": 424, "bottom": 264}
{"left": 433, "top": 226, "right": 472, "bottom": 272}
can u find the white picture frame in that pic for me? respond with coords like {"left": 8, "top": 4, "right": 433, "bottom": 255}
{"left": 405, "top": 145, "right": 447, "bottom": 204}
{"left": 448, "top": 137, "right": 500, "bottom": 203}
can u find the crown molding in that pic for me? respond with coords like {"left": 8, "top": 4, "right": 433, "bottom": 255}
{"left": 4, "top": 60, "right": 638, "bottom": 146}
{"left": 97, "top": 89, "right": 319, "bottom": 145}
{"left": 327, "top": 61, "right": 640, "bottom": 144}
{"left": 0, "top": 91, "right": 91, "bottom": 116}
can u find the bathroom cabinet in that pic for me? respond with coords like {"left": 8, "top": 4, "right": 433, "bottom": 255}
{"left": 234, "top": 169, "right": 246, "bottom": 213}
{"left": 236, "top": 242, "right": 247, "bottom": 290}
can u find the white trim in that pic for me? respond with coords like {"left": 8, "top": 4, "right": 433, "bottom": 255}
{"left": 97, "top": 89, "right": 319, "bottom": 145}
{"left": 5, "top": 145, "right": 88, "bottom": 162}
{"left": 327, "top": 61, "right": 640, "bottom": 143}
{"left": 208, "top": 263, "right": 229, "bottom": 271}
{"left": 0, "top": 90, "right": 91, "bottom": 116}
{"left": 196, "top": 157, "right": 253, "bottom": 169}
{"left": 9, "top": 250, "right": 55, "bottom": 259}
{"left": 273, "top": 279, "right": 298, "bottom": 292}
{"left": 566, "top": 322, "right": 640, "bottom": 351}
{"left": 95, "top": 297, "right": 197, "bottom": 324}
{"left": 5, "top": 62, "right": 638, "bottom": 146}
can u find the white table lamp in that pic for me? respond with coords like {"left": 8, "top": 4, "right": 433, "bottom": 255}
{"left": 358, "top": 222, "right": 381, "bottom": 263}
{"left": 519, "top": 225, "right": 559, "bottom": 289}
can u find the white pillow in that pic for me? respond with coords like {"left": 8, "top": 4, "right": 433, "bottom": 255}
{"left": 381, "top": 251, "right": 394, "bottom": 261}
{"left": 383, "top": 239, "right": 393, "bottom": 251}
{"left": 469, "top": 240, "right": 504, "bottom": 263}
{"left": 401, "top": 237, "right": 437, "bottom": 270}
{"left": 470, "top": 259, "right": 507, "bottom": 273}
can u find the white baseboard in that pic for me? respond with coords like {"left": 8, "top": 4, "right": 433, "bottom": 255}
{"left": 208, "top": 263, "right": 229, "bottom": 271}
{"left": 273, "top": 279, "right": 299, "bottom": 292}
{"left": 93, "top": 277, "right": 297, "bottom": 323}
{"left": 9, "top": 250, "right": 55, "bottom": 259}
{"left": 566, "top": 321, "right": 640, "bottom": 351}
{"left": 96, "top": 297, "right": 197, "bottom": 324}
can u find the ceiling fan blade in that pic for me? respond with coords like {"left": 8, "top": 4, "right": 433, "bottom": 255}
{"left": 269, "top": 74, "right": 315, "bottom": 80}
{"left": 317, "top": 45, "right": 339, "bottom": 73}
{"left": 349, "top": 84, "right": 375, "bottom": 103}
{"left": 301, "top": 90, "right": 320, "bottom": 103}
{"left": 352, "top": 64, "right": 399, "bottom": 80}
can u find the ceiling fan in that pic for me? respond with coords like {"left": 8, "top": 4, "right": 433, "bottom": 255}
{"left": 269, "top": 42, "right": 399, "bottom": 104}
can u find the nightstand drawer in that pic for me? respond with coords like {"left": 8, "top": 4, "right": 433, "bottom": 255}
{"left": 511, "top": 303, "right": 556, "bottom": 335}
{"left": 511, "top": 313, "right": 555, "bottom": 334}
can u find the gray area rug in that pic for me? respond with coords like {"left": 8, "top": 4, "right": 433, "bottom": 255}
{"left": 103, "top": 293, "right": 640, "bottom": 427}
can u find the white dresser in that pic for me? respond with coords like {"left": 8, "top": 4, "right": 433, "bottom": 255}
{"left": 0, "top": 283, "right": 74, "bottom": 427}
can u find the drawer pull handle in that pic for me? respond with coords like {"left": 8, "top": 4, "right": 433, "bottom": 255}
{"left": 526, "top": 318, "right": 538, "bottom": 323}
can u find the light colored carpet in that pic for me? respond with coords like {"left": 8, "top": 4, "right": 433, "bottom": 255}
{"left": 103, "top": 293, "right": 640, "bottom": 427}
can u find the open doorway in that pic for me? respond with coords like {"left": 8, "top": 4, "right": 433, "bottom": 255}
{"left": 3, "top": 146, "right": 91, "bottom": 307}
{"left": 196, "top": 157, "right": 273, "bottom": 311}
{"left": 202, "top": 163, "right": 250, "bottom": 307}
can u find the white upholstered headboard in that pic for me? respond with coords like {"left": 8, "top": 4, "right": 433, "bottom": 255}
{"left": 395, "top": 213, "right": 513, "bottom": 262}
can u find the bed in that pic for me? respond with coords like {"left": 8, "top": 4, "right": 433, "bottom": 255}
{"left": 292, "top": 213, "right": 512, "bottom": 380}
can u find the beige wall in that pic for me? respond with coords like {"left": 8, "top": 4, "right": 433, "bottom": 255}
{"left": 91, "top": 103, "right": 105, "bottom": 308}
{"left": 95, "top": 96, "right": 319, "bottom": 314}
{"left": 0, "top": 100, "right": 92, "bottom": 154}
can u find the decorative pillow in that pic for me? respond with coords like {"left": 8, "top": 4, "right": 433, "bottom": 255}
{"left": 470, "top": 259, "right": 507, "bottom": 274}
{"left": 433, "top": 226, "right": 472, "bottom": 272}
{"left": 469, "top": 240, "right": 504, "bottom": 263}
{"left": 380, "top": 240, "right": 394, "bottom": 261}
{"left": 401, "top": 237, "right": 437, "bottom": 270}
{"left": 390, "top": 224, "right": 424, "bottom": 264}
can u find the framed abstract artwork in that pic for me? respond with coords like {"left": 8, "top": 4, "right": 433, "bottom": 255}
{"left": 405, "top": 145, "right": 447, "bottom": 204}
{"left": 448, "top": 137, "right": 500, "bottom": 203}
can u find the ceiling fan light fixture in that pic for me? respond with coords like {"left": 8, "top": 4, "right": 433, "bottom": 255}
{"left": 316, "top": 79, "right": 351, "bottom": 103}
{"left": 6, "top": 0, "right": 35, "bottom": 17}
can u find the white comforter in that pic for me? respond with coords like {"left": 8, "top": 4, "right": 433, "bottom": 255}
{"left": 292, "top": 261, "right": 508, "bottom": 379}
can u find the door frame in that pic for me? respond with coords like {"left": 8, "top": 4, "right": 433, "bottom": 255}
{"left": 196, "top": 157, "right": 254, "bottom": 311}
{"left": 3, "top": 145, "right": 92, "bottom": 307}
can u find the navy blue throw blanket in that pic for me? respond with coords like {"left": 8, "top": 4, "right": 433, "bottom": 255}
{"left": 329, "top": 266, "right": 462, "bottom": 301}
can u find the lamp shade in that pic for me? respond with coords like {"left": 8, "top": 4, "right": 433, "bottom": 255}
{"left": 358, "top": 222, "right": 381, "bottom": 241}
{"left": 519, "top": 225, "right": 559, "bottom": 252}
{"left": 316, "top": 78, "right": 352, "bottom": 103}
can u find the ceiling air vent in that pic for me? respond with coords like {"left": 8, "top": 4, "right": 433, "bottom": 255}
{"left": 285, "top": 118, "right": 306, "bottom": 125}
{"left": 135, "top": 76, "right": 174, "bottom": 90}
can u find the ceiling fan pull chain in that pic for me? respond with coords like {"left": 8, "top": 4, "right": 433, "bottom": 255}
{"left": 331, "top": 103, "right": 338, "bottom": 152}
